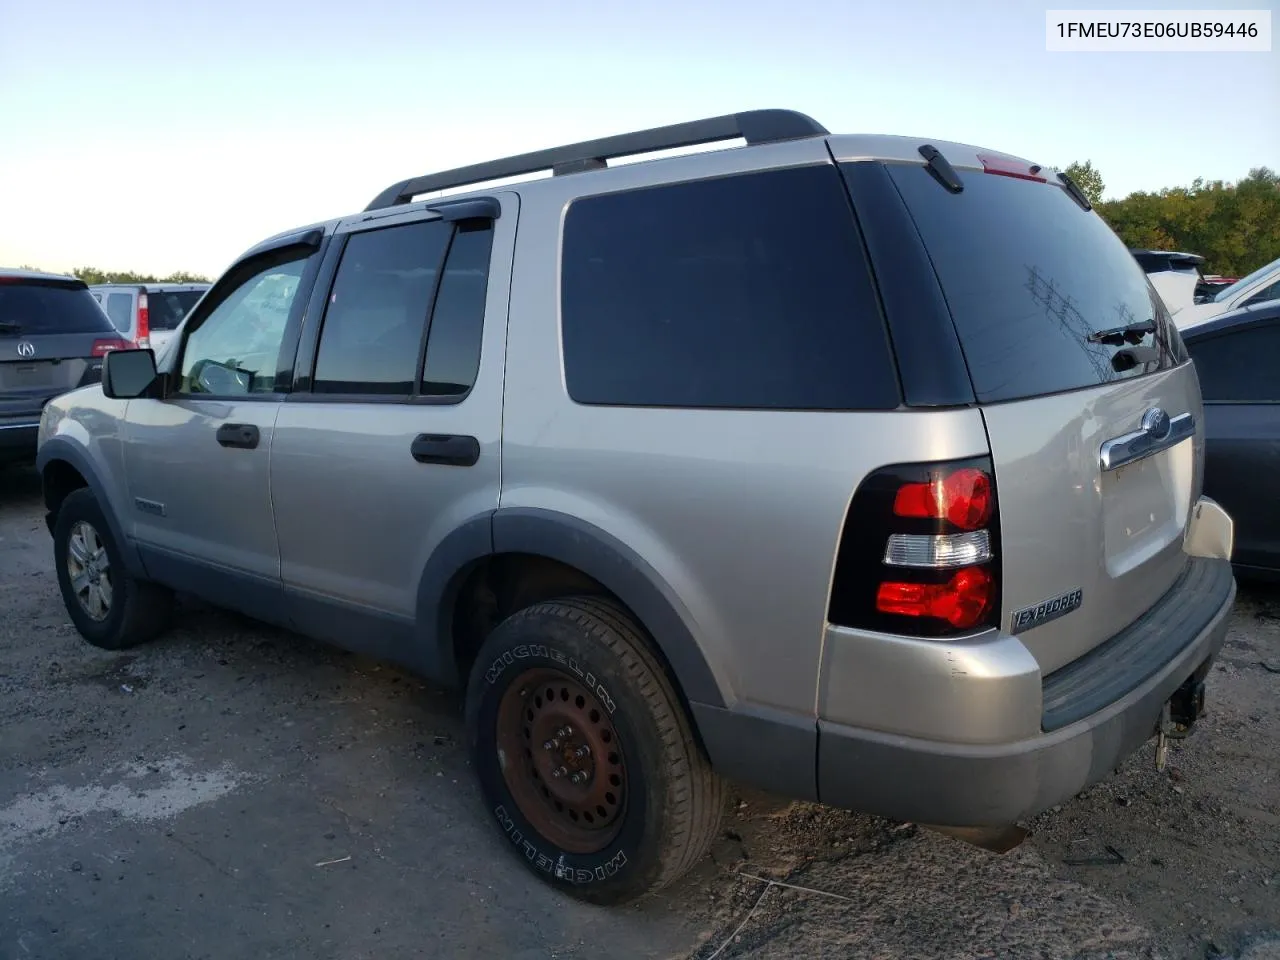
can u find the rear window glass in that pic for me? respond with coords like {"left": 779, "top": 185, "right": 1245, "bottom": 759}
{"left": 0, "top": 280, "right": 116, "bottom": 335}
{"left": 883, "top": 164, "right": 1187, "bottom": 404}
{"left": 149, "top": 290, "right": 206, "bottom": 330}
{"left": 560, "top": 165, "right": 899, "bottom": 410}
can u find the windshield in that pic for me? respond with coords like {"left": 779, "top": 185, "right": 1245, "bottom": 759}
{"left": 0, "top": 279, "right": 117, "bottom": 335}
{"left": 1214, "top": 256, "right": 1280, "bottom": 302}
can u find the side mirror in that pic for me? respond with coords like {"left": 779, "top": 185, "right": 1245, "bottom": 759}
{"left": 102, "top": 348, "right": 159, "bottom": 399}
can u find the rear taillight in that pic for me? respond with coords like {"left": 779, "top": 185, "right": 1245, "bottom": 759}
{"left": 827, "top": 457, "right": 1001, "bottom": 638}
{"left": 136, "top": 292, "right": 150, "bottom": 349}
{"left": 91, "top": 338, "right": 128, "bottom": 357}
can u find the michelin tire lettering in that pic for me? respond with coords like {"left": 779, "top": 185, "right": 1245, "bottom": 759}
{"left": 494, "top": 805, "right": 629, "bottom": 883}
{"left": 483, "top": 644, "right": 617, "bottom": 713}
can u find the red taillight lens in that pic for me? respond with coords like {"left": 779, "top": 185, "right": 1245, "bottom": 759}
{"left": 893, "top": 467, "right": 993, "bottom": 531}
{"left": 136, "top": 292, "right": 150, "bottom": 348}
{"left": 91, "top": 339, "right": 128, "bottom": 357}
{"left": 876, "top": 566, "right": 995, "bottom": 629}
{"left": 977, "top": 153, "right": 1047, "bottom": 183}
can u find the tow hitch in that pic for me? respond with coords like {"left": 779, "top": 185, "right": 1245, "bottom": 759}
{"left": 1155, "top": 669, "right": 1208, "bottom": 771}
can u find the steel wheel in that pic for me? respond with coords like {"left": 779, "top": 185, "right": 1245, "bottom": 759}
{"left": 495, "top": 667, "right": 627, "bottom": 854}
{"left": 66, "top": 520, "right": 113, "bottom": 622}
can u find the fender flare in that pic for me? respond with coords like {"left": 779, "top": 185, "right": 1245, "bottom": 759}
{"left": 36, "top": 437, "right": 146, "bottom": 577}
{"left": 414, "top": 507, "right": 729, "bottom": 709}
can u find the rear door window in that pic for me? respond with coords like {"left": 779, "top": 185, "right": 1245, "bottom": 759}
{"left": 149, "top": 290, "right": 206, "bottom": 330}
{"left": 879, "top": 164, "right": 1187, "bottom": 404}
{"left": 1185, "top": 322, "right": 1280, "bottom": 403}
{"left": 560, "top": 165, "right": 899, "bottom": 410}
{"left": 0, "top": 280, "right": 118, "bottom": 335}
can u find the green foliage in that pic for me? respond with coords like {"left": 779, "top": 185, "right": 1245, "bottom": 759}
{"left": 1072, "top": 163, "right": 1280, "bottom": 277}
{"left": 67, "top": 266, "right": 212, "bottom": 285}
{"left": 1064, "top": 160, "right": 1105, "bottom": 205}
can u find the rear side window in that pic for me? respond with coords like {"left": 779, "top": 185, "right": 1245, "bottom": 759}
{"left": 1186, "top": 323, "right": 1280, "bottom": 403}
{"left": 560, "top": 165, "right": 899, "bottom": 410}
{"left": 882, "top": 164, "right": 1187, "bottom": 404}
{"left": 105, "top": 292, "right": 134, "bottom": 331}
{"left": 149, "top": 290, "right": 205, "bottom": 330}
{"left": 0, "top": 280, "right": 117, "bottom": 335}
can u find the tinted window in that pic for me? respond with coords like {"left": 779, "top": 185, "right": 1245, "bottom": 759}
{"left": 560, "top": 165, "right": 898, "bottom": 410}
{"left": 421, "top": 222, "right": 493, "bottom": 396}
{"left": 179, "top": 259, "right": 308, "bottom": 396}
{"left": 1186, "top": 323, "right": 1280, "bottom": 403}
{"left": 884, "top": 165, "right": 1187, "bottom": 404}
{"left": 313, "top": 220, "right": 452, "bottom": 395}
{"left": 105, "top": 292, "right": 134, "bottom": 331}
{"left": 1242, "top": 279, "right": 1280, "bottom": 309}
{"left": 0, "top": 280, "right": 116, "bottom": 335}
{"left": 149, "top": 289, "right": 206, "bottom": 330}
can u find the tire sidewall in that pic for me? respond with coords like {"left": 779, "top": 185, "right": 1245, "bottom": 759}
{"left": 465, "top": 605, "right": 669, "bottom": 899}
{"left": 53, "top": 491, "right": 131, "bottom": 648}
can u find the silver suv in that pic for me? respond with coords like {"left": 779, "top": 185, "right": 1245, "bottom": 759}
{"left": 35, "top": 110, "right": 1238, "bottom": 904}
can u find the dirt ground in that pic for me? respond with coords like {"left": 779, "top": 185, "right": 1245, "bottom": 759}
{"left": 1, "top": 461, "right": 1277, "bottom": 960}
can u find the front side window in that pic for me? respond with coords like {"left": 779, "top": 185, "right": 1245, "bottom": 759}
{"left": 1242, "top": 279, "right": 1280, "bottom": 309}
{"left": 179, "top": 259, "right": 307, "bottom": 396}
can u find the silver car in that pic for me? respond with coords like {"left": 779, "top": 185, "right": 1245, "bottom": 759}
{"left": 35, "top": 110, "right": 1237, "bottom": 904}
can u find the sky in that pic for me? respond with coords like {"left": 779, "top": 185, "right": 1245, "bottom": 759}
{"left": 1, "top": 0, "right": 1276, "bottom": 278}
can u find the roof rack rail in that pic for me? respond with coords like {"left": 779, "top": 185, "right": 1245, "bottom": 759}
{"left": 364, "top": 108, "right": 829, "bottom": 211}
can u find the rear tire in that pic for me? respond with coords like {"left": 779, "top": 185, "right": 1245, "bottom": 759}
{"left": 465, "top": 596, "right": 724, "bottom": 904}
{"left": 53, "top": 488, "right": 172, "bottom": 650}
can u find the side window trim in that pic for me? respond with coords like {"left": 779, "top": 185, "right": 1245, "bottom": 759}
{"left": 285, "top": 210, "right": 495, "bottom": 406}
{"left": 168, "top": 238, "right": 324, "bottom": 401}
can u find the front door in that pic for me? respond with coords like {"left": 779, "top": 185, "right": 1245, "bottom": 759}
{"left": 270, "top": 199, "right": 513, "bottom": 665}
{"left": 122, "top": 250, "right": 318, "bottom": 622}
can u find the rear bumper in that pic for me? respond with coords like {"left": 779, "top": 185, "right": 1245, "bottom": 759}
{"left": 815, "top": 557, "right": 1235, "bottom": 825}
{"left": 0, "top": 420, "right": 40, "bottom": 460}
{"left": 694, "top": 556, "right": 1236, "bottom": 825}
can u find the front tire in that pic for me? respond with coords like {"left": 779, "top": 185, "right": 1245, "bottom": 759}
{"left": 53, "top": 488, "right": 173, "bottom": 650}
{"left": 465, "top": 596, "right": 724, "bottom": 904}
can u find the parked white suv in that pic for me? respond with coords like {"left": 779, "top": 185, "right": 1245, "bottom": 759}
{"left": 1173, "top": 255, "right": 1280, "bottom": 329}
{"left": 89, "top": 283, "right": 210, "bottom": 352}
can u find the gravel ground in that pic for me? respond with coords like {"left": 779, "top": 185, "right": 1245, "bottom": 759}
{"left": 1, "top": 461, "right": 1277, "bottom": 960}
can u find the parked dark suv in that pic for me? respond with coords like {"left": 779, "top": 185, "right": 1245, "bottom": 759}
{"left": 1, "top": 269, "right": 128, "bottom": 463}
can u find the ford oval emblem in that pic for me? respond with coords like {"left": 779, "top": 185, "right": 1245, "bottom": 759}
{"left": 1141, "top": 407, "right": 1172, "bottom": 441}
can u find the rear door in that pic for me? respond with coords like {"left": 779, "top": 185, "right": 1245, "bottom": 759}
{"left": 1183, "top": 313, "right": 1280, "bottom": 571}
{"left": 883, "top": 162, "right": 1200, "bottom": 673}
{"left": 0, "top": 277, "right": 125, "bottom": 424}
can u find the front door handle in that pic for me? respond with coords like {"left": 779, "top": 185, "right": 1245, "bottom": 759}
{"left": 216, "top": 423, "right": 260, "bottom": 450}
{"left": 410, "top": 433, "right": 480, "bottom": 466}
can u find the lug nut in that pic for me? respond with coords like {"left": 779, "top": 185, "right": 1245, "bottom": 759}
{"left": 574, "top": 745, "right": 591, "bottom": 759}
{"left": 543, "top": 739, "right": 560, "bottom": 751}
{"left": 551, "top": 766, "right": 568, "bottom": 779}
{"left": 556, "top": 725, "right": 573, "bottom": 738}
{"left": 570, "top": 771, "right": 587, "bottom": 785}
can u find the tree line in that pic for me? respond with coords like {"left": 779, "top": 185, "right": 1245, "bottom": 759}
{"left": 1065, "top": 161, "right": 1279, "bottom": 277}
{"left": 17, "top": 265, "right": 212, "bottom": 285}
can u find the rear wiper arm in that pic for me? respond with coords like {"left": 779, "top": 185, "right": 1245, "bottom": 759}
{"left": 1087, "top": 320, "right": 1155, "bottom": 345}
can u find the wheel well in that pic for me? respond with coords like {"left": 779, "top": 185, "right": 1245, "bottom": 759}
{"left": 42, "top": 459, "right": 88, "bottom": 519}
{"left": 450, "top": 552, "right": 705, "bottom": 749}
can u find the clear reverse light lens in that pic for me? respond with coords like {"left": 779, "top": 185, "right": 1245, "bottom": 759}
{"left": 883, "top": 530, "right": 992, "bottom": 569}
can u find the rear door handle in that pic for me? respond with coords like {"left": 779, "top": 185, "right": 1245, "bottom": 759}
{"left": 216, "top": 423, "right": 260, "bottom": 450}
{"left": 410, "top": 433, "right": 480, "bottom": 466}
{"left": 1099, "top": 410, "right": 1194, "bottom": 472}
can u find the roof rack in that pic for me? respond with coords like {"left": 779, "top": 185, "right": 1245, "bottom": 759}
{"left": 364, "top": 109, "right": 829, "bottom": 212}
